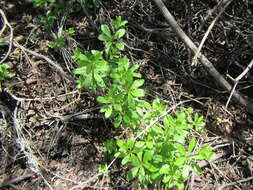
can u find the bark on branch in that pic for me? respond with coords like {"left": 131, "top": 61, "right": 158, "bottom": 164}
{"left": 152, "top": 0, "right": 253, "bottom": 114}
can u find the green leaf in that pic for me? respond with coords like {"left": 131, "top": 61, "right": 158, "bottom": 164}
{"left": 177, "top": 182, "right": 185, "bottom": 190}
{"left": 176, "top": 144, "right": 186, "bottom": 154}
{"left": 146, "top": 141, "right": 153, "bottom": 149}
{"left": 97, "top": 96, "right": 110, "bottom": 104}
{"left": 127, "top": 166, "right": 139, "bottom": 180}
{"left": 152, "top": 125, "right": 164, "bottom": 134}
{"left": 137, "top": 151, "right": 143, "bottom": 161}
{"left": 101, "top": 24, "right": 111, "bottom": 37}
{"left": 175, "top": 157, "right": 186, "bottom": 166}
{"left": 192, "top": 163, "right": 203, "bottom": 174}
{"left": 143, "top": 150, "right": 153, "bottom": 162}
{"left": 113, "top": 104, "right": 122, "bottom": 111}
{"left": 162, "top": 175, "right": 171, "bottom": 183}
{"left": 115, "top": 42, "right": 125, "bottom": 50}
{"left": 139, "top": 166, "right": 145, "bottom": 177}
{"left": 105, "top": 105, "right": 112, "bottom": 118}
{"left": 130, "top": 154, "right": 140, "bottom": 166}
{"left": 122, "top": 154, "right": 130, "bottom": 165}
{"left": 188, "top": 138, "right": 196, "bottom": 152}
{"left": 115, "top": 28, "right": 126, "bottom": 39}
{"left": 160, "top": 164, "right": 170, "bottom": 174}
{"left": 114, "top": 115, "right": 122, "bottom": 128}
{"left": 98, "top": 34, "right": 111, "bottom": 41}
{"left": 131, "top": 89, "right": 145, "bottom": 97}
{"left": 72, "top": 67, "right": 87, "bottom": 75}
{"left": 143, "top": 162, "right": 159, "bottom": 172}
{"left": 131, "top": 79, "right": 145, "bottom": 89}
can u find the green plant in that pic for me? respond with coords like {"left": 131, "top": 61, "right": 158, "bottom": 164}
{"left": 48, "top": 28, "right": 76, "bottom": 48}
{"left": 80, "top": 0, "right": 101, "bottom": 9}
{"left": 113, "top": 107, "right": 215, "bottom": 189}
{"left": 0, "top": 64, "right": 14, "bottom": 89}
{"left": 73, "top": 17, "right": 215, "bottom": 189}
{"left": 26, "top": 0, "right": 55, "bottom": 7}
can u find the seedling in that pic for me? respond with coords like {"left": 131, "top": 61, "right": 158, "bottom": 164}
{"left": 73, "top": 17, "right": 215, "bottom": 189}
{"left": 0, "top": 64, "right": 14, "bottom": 90}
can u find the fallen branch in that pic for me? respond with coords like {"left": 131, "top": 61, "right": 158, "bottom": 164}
{"left": 152, "top": 0, "right": 253, "bottom": 114}
{"left": 0, "top": 173, "right": 35, "bottom": 188}
{"left": 218, "top": 176, "right": 253, "bottom": 190}
{"left": 0, "top": 9, "right": 13, "bottom": 64}
{"left": 192, "top": 0, "right": 233, "bottom": 66}
{"left": 4, "top": 40, "right": 75, "bottom": 82}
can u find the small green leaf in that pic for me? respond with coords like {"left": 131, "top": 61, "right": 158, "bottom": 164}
{"left": 176, "top": 144, "right": 186, "bottom": 154}
{"left": 127, "top": 166, "right": 140, "bottom": 180}
{"left": 175, "top": 157, "right": 186, "bottom": 166}
{"left": 115, "top": 42, "right": 125, "bottom": 50}
{"left": 133, "top": 141, "right": 144, "bottom": 147}
{"left": 97, "top": 96, "right": 110, "bottom": 104}
{"left": 152, "top": 125, "right": 164, "bottom": 134}
{"left": 177, "top": 182, "right": 185, "bottom": 190}
{"left": 114, "top": 115, "right": 122, "bottom": 128}
{"left": 143, "top": 150, "right": 153, "bottom": 162}
{"left": 160, "top": 164, "right": 170, "bottom": 174}
{"left": 115, "top": 28, "right": 126, "bottom": 39}
{"left": 122, "top": 154, "right": 130, "bottom": 165}
{"left": 139, "top": 166, "right": 145, "bottom": 177}
{"left": 130, "top": 154, "right": 140, "bottom": 166}
{"left": 131, "top": 89, "right": 145, "bottom": 97}
{"left": 188, "top": 137, "right": 196, "bottom": 152}
{"left": 162, "top": 175, "right": 171, "bottom": 183}
{"left": 113, "top": 104, "right": 122, "bottom": 111}
{"left": 101, "top": 24, "right": 111, "bottom": 37}
{"left": 105, "top": 105, "right": 112, "bottom": 118}
{"left": 131, "top": 79, "right": 145, "bottom": 89}
{"left": 146, "top": 141, "right": 153, "bottom": 149}
{"left": 98, "top": 34, "right": 111, "bottom": 41}
{"left": 143, "top": 162, "right": 159, "bottom": 172}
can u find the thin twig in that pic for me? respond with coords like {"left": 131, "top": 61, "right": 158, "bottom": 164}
{"left": 0, "top": 173, "right": 35, "bottom": 188}
{"left": 151, "top": 0, "right": 253, "bottom": 114}
{"left": 0, "top": 9, "right": 13, "bottom": 64}
{"left": 192, "top": 0, "right": 233, "bottom": 66}
{"left": 226, "top": 58, "right": 253, "bottom": 107}
{"left": 3, "top": 40, "right": 75, "bottom": 82}
{"left": 219, "top": 176, "right": 253, "bottom": 190}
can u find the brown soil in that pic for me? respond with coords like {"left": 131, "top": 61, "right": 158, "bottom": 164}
{"left": 0, "top": 0, "right": 253, "bottom": 189}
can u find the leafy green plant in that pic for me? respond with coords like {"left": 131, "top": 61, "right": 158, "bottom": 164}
{"left": 114, "top": 107, "right": 215, "bottom": 189}
{"left": 73, "top": 17, "right": 215, "bottom": 190}
{"left": 0, "top": 64, "right": 14, "bottom": 89}
{"left": 73, "top": 50, "right": 109, "bottom": 91}
{"left": 98, "top": 16, "right": 128, "bottom": 58}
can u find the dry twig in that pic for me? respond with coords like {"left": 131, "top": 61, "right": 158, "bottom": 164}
{"left": 151, "top": 0, "right": 253, "bottom": 114}
{"left": 0, "top": 9, "right": 13, "bottom": 64}
{"left": 192, "top": 0, "right": 233, "bottom": 66}
{"left": 226, "top": 58, "right": 253, "bottom": 108}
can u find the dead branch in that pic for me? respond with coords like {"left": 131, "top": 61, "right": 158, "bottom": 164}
{"left": 0, "top": 173, "right": 35, "bottom": 188}
{"left": 192, "top": 0, "right": 233, "bottom": 66}
{"left": 3, "top": 40, "right": 75, "bottom": 82}
{"left": 152, "top": 0, "right": 253, "bottom": 114}
{"left": 219, "top": 176, "right": 253, "bottom": 190}
{"left": 0, "top": 9, "right": 13, "bottom": 64}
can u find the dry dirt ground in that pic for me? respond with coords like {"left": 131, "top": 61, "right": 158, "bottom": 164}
{"left": 0, "top": 0, "right": 253, "bottom": 189}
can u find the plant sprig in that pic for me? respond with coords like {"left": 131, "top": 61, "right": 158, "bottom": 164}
{"left": 73, "top": 16, "right": 215, "bottom": 189}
